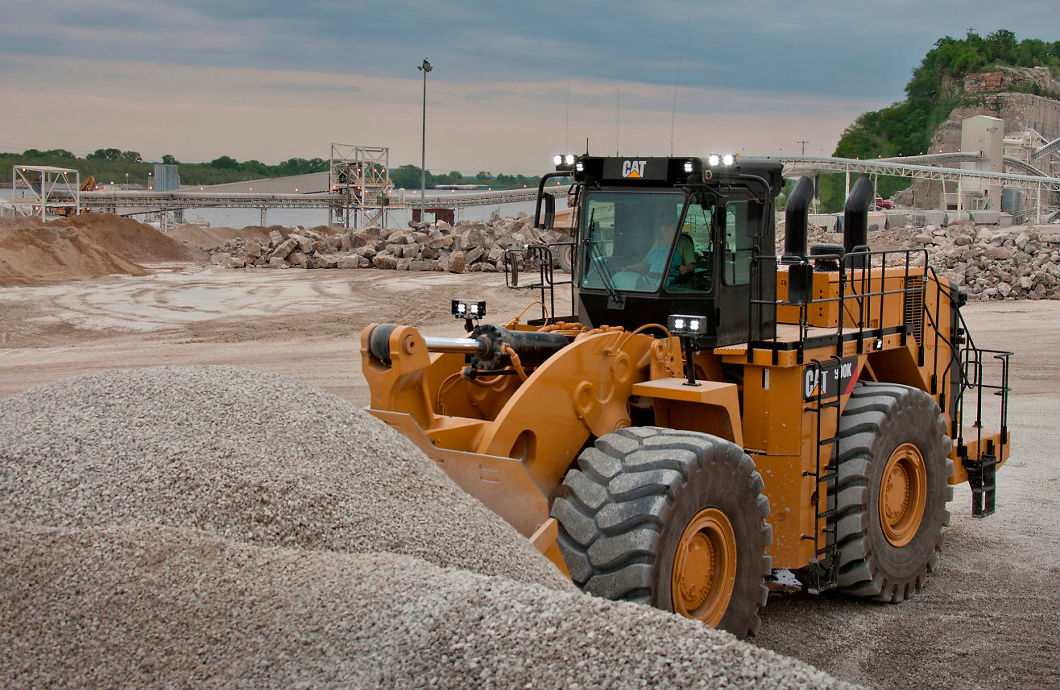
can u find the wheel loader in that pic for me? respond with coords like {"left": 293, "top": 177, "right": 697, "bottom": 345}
{"left": 360, "top": 154, "right": 1011, "bottom": 638}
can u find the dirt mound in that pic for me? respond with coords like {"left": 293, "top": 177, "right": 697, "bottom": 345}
{"left": 0, "top": 523, "right": 858, "bottom": 690}
{"left": 0, "top": 365, "right": 569, "bottom": 590}
{"left": 52, "top": 213, "right": 195, "bottom": 263}
{"left": 169, "top": 224, "right": 274, "bottom": 250}
{"left": 0, "top": 213, "right": 196, "bottom": 286}
{"left": 0, "top": 225, "right": 148, "bottom": 286}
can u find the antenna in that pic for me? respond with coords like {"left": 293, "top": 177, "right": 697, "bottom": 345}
{"left": 616, "top": 87, "right": 621, "bottom": 156}
{"left": 669, "top": 24, "right": 690, "bottom": 157}
{"left": 565, "top": 80, "right": 571, "bottom": 153}
{"left": 797, "top": 139, "right": 809, "bottom": 156}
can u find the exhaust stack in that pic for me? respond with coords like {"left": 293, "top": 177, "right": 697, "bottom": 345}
{"left": 783, "top": 176, "right": 815, "bottom": 259}
{"left": 843, "top": 177, "right": 875, "bottom": 254}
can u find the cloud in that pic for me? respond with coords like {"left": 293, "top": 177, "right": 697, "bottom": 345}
{"left": 0, "top": 55, "right": 878, "bottom": 170}
{"left": 1, "top": 1, "right": 1054, "bottom": 169}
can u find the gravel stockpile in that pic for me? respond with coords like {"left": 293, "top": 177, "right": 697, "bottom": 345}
{"left": 0, "top": 523, "right": 861, "bottom": 690}
{"left": 0, "top": 366, "right": 567, "bottom": 590}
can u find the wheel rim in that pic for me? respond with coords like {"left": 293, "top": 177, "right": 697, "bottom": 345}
{"left": 671, "top": 507, "right": 737, "bottom": 626}
{"left": 879, "top": 443, "right": 928, "bottom": 547}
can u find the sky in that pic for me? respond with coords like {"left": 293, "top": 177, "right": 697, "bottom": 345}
{"left": 1, "top": 1, "right": 1057, "bottom": 174}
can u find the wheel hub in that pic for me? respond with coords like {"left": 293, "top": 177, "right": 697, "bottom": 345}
{"left": 879, "top": 443, "right": 928, "bottom": 547}
{"left": 671, "top": 508, "right": 736, "bottom": 626}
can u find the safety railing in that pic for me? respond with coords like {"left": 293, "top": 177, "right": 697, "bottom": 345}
{"left": 503, "top": 241, "right": 576, "bottom": 323}
{"left": 921, "top": 267, "right": 1011, "bottom": 517}
{"left": 748, "top": 248, "right": 929, "bottom": 365}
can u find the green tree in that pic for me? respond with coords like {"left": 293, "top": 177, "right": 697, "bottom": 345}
{"left": 210, "top": 155, "right": 239, "bottom": 169}
{"left": 161, "top": 154, "right": 177, "bottom": 165}
{"left": 87, "top": 148, "right": 122, "bottom": 161}
{"left": 819, "top": 29, "right": 1060, "bottom": 211}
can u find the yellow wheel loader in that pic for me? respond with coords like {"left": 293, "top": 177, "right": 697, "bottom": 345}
{"left": 360, "top": 155, "right": 1011, "bottom": 638}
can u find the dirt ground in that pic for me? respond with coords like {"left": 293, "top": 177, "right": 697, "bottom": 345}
{"left": 1, "top": 264, "right": 1056, "bottom": 690}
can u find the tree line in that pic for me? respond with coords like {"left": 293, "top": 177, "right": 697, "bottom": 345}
{"left": 0, "top": 149, "right": 540, "bottom": 189}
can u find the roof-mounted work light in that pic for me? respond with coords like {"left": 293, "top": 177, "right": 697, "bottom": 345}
{"left": 452, "top": 299, "right": 486, "bottom": 332}
{"left": 667, "top": 314, "right": 708, "bottom": 386}
{"left": 706, "top": 153, "right": 736, "bottom": 168}
{"left": 554, "top": 154, "right": 576, "bottom": 171}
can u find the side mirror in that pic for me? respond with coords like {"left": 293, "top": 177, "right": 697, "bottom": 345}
{"left": 535, "top": 193, "right": 555, "bottom": 230}
{"left": 788, "top": 263, "right": 814, "bottom": 306}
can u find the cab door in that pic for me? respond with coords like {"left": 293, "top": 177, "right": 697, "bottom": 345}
{"left": 713, "top": 196, "right": 773, "bottom": 347}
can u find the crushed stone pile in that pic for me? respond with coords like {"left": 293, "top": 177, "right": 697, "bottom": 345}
{"left": 0, "top": 366, "right": 567, "bottom": 590}
{"left": 207, "top": 210, "right": 569, "bottom": 274}
{"left": 779, "top": 222, "right": 1060, "bottom": 300}
{"left": 0, "top": 213, "right": 194, "bottom": 286}
{"left": 0, "top": 523, "right": 862, "bottom": 690}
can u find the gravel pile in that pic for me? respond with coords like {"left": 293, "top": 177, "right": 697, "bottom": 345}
{"left": 0, "top": 523, "right": 861, "bottom": 690}
{"left": 209, "top": 212, "right": 570, "bottom": 273}
{"left": 0, "top": 366, "right": 567, "bottom": 590}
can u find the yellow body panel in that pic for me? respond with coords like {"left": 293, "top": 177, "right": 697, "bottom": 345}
{"left": 361, "top": 262, "right": 1009, "bottom": 574}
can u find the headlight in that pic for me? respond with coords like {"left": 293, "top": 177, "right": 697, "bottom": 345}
{"left": 553, "top": 154, "right": 563, "bottom": 166}
{"left": 707, "top": 154, "right": 720, "bottom": 167}
{"left": 668, "top": 313, "right": 708, "bottom": 336}
{"left": 564, "top": 154, "right": 576, "bottom": 166}
{"left": 722, "top": 154, "right": 735, "bottom": 166}
{"left": 452, "top": 299, "right": 486, "bottom": 319}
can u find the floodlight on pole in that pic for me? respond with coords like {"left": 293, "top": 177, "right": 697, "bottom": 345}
{"left": 418, "top": 58, "right": 433, "bottom": 217}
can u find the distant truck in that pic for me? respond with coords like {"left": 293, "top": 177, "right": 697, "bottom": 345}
{"left": 874, "top": 198, "right": 895, "bottom": 210}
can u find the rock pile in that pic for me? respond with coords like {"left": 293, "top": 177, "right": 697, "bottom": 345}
{"left": 209, "top": 213, "right": 569, "bottom": 274}
{"left": 788, "top": 223, "right": 1060, "bottom": 300}
{"left": 0, "top": 366, "right": 569, "bottom": 591}
{"left": 0, "top": 366, "right": 860, "bottom": 689}
{"left": 923, "top": 223, "right": 1060, "bottom": 300}
{"left": 2, "top": 524, "right": 858, "bottom": 690}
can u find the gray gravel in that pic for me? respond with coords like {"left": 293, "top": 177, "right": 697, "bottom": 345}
{"left": 0, "top": 366, "right": 567, "bottom": 590}
{"left": 0, "top": 523, "right": 861, "bottom": 690}
{"left": 0, "top": 366, "right": 860, "bottom": 689}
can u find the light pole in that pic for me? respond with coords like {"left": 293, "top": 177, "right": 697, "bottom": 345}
{"left": 418, "top": 58, "right": 432, "bottom": 219}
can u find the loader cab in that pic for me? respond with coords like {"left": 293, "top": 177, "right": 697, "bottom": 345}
{"left": 567, "top": 155, "right": 782, "bottom": 348}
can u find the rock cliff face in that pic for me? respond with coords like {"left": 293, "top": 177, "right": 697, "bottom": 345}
{"left": 895, "top": 67, "right": 1059, "bottom": 210}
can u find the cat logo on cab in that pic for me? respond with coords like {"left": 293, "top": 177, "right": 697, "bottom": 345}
{"left": 622, "top": 160, "right": 647, "bottom": 178}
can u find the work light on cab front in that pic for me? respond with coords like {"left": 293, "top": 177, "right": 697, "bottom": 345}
{"left": 668, "top": 314, "right": 707, "bottom": 337}
{"left": 452, "top": 299, "right": 486, "bottom": 331}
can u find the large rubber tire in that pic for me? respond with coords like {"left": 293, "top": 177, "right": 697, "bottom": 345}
{"left": 834, "top": 383, "right": 954, "bottom": 602}
{"left": 555, "top": 243, "right": 574, "bottom": 273}
{"left": 550, "top": 427, "right": 772, "bottom": 638}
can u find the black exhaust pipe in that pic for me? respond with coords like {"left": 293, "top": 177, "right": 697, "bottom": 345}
{"left": 843, "top": 176, "right": 874, "bottom": 254}
{"left": 783, "top": 176, "right": 814, "bottom": 260}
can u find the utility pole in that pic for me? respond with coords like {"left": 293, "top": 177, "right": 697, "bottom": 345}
{"left": 797, "top": 140, "right": 809, "bottom": 156}
{"left": 418, "top": 58, "right": 433, "bottom": 218}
